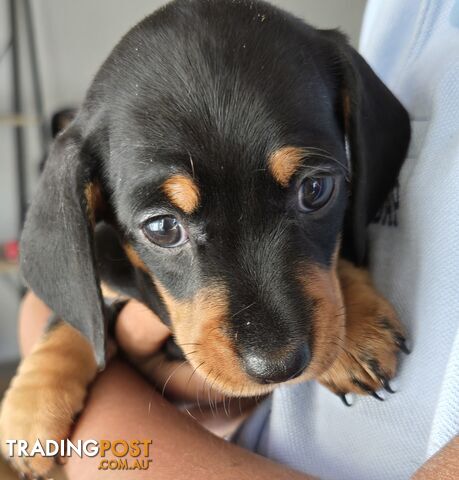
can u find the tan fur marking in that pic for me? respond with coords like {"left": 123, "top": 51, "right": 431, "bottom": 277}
{"left": 0, "top": 323, "right": 97, "bottom": 476}
{"left": 149, "top": 250, "right": 403, "bottom": 399}
{"left": 154, "top": 280, "right": 273, "bottom": 397}
{"left": 149, "top": 249, "right": 403, "bottom": 399}
{"left": 124, "top": 244, "right": 148, "bottom": 272}
{"left": 101, "top": 282, "right": 128, "bottom": 299}
{"left": 151, "top": 247, "right": 344, "bottom": 396}
{"left": 318, "top": 259, "right": 405, "bottom": 395}
{"left": 268, "top": 146, "right": 307, "bottom": 187}
{"left": 84, "top": 182, "right": 103, "bottom": 225}
{"left": 297, "top": 250, "right": 346, "bottom": 378}
{"left": 162, "top": 175, "right": 200, "bottom": 214}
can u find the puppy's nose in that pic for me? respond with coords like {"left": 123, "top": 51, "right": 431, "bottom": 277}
{"left": 242, "top": 345, "right": 311, "bottom": 384}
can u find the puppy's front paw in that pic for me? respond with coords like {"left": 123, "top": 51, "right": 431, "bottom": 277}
{"left": 0, "top": 323, "right": 97, "bottom": 477}
{"left": 319, "top": 260, "right": 408, "bottom": 404}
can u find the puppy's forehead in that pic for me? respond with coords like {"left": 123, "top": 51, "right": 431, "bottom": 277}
{"left": 103, "top": 0, "right": 346, "bottom": 212}
{"left": 100, "top": 0, "right": 340, "bottom": 149}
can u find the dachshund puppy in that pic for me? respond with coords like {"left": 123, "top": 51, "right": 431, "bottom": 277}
{"left": 0, "top": 0, "right": 410, "bottom": 476}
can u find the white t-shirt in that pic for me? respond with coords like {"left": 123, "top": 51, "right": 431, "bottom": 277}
{"left": 235, "top": 1, "right": 459, "bottom": 478}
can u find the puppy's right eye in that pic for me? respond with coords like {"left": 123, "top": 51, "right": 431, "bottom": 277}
{"left": 142, "top": 215, "right": 188, "bottom": 248}
{"left": 298, "top": 176, "right": 335, "bottom": 212}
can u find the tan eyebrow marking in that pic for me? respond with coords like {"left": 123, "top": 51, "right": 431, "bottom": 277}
{"left": 162, "top": 174, "right": 200, "bottom": 214}
{"left": 84, "top": 181, "right": 104, "bottom": 226}
{"left": 268, "top": 146, "right": 307, "bottom": 187}
{"left": 124, "top": 244, "right": 148, "bottom": 272}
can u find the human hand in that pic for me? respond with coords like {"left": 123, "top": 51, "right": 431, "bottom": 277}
{"left": 115, "top": 300, "right": 257, "bottom": 436}
{"left": 115, "top": 300, "right": 226, "bottom": 404}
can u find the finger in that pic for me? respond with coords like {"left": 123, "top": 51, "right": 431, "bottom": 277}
{"left": 115, "top": 300, "right": 171, "bottom": 357}
{"left": 106, "top": 337, "right": 118, "bottom": 362}
{"left": 145, "top": 354, "right": 226, "bottom": 404}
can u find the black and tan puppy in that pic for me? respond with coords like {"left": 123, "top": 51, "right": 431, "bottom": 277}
{"left": 0, "top": 0, "right": 410, "bottom": 476}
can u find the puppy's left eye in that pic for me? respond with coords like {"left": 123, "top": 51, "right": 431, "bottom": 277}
{"left": 142, "top": 215, "right": 188, "bottom": 248}
{"left": 298, "top": 176, "right": 335, "bottom": 212}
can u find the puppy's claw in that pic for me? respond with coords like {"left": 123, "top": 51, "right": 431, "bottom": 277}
{"left": 19, "top": 474, "right": 41, "bottom": 480}
{"left": 370, "top": 391, "right": 385, "bottom": 401}
{"left": 19, "top": 471, "right": 41, "bottom": 480}
{"left": 383, "top": 379, "right": 396, "bottom": 394}
{"left": 339, "top": 393, "right": 353, "bottom": 407}
{"left": 395, "top": 335, "right": 411, "bottom": 354}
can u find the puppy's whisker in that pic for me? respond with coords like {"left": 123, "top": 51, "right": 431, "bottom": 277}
{"left": 239, "top": 383, "right": 246, "bottom": 400}
{"left": 188, "top": 152, "right": 196, "bottom": 179}
{"left": 227, "top": 395, "right": 233, "bottom": 417}
{"left": 183, "top": 350, "right": 198, "bottom": 356}
{"left": 184, "top": 360, "right": 205, "bottom": 413}
{"left": 298, "top": 150, "right": 350, "bottom": 178}
{"left": 200, "top": 368, "right": 214, "bottom": 414}
{"left": 209, "top": 373, "right": 221, "bottom": 416}
{"left": 231, "top": 302, "right": 256, "bottom": 319}
{"left": 221, "top": 384, "right": 230, "bottom": 417}
{"left": 187, "top": 361, "right": 205, "bottom": 389}
{"left": 161, "top": 360, "right": 188, "bottom": 397}
{"left": 195, "top": 385, "right": 203, "bottom": 416}
{"left": 183, "top": 405, "right": 199, "bottom": 422}
{"left": 195, "top": 379, "right": 204, "bottom": 416}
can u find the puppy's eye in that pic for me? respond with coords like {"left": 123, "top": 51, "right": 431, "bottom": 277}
{"left": 142, "top": 215, "right": 188, "bottom": 248}
{"left": 298, "top": 176, "right": 335, "bottom": 212}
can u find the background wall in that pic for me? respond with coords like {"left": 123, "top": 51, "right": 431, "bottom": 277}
{"left": 0, "top": 0, "right": 366, "bottom": 361}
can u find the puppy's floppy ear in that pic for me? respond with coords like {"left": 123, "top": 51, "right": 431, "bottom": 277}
{"left": 325, "top": 32, "right": 411, "bottom": 264}
{"left": 20, "top": 126, "right": 107, "bottom": 368}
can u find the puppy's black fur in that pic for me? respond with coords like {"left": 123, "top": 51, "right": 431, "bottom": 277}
{"left": 20, "top": 0, "right": 410, "bottom": 385}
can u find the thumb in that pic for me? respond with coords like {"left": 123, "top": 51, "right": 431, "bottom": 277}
{"left": 115, "top": 300, "right": 171, "bottom": 357}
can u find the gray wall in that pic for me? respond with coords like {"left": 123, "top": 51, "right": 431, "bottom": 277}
{"left": 0, "top": 0, "right": 366, "bottom": 361}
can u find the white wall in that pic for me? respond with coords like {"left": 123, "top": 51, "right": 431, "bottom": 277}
{"left": 0, "top": 0, "right": 366, "bottom": 360}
